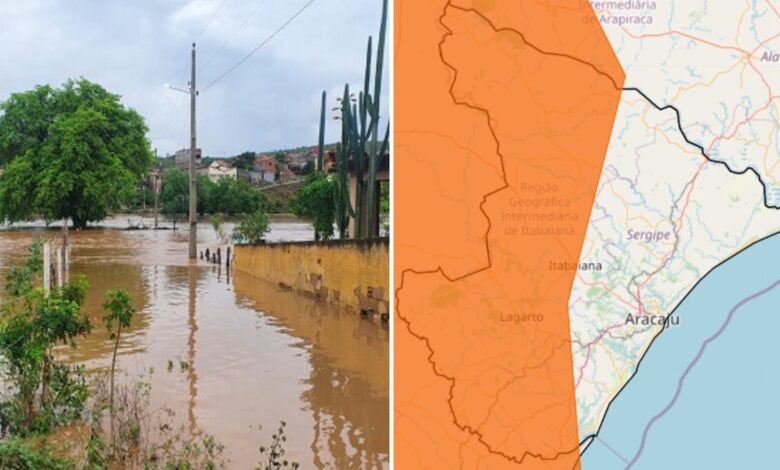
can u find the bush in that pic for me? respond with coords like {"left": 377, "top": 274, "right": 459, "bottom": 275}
{"left": 290, "top": 173, "right": 335, "bottom": 240}
{"left": 232, "top": 209, "right": 270, "bottom": 244}
{"left": 0, "top": 438, "right": 75, "bottom": 470}
{"left": 0, "top": 241, "right": 92, "bottom": 437}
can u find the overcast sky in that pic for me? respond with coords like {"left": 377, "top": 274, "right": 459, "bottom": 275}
{"left": 0, "top": 0, "right": 388, "bottom": 157}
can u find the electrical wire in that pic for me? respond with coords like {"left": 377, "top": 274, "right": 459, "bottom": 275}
{"left": 194, "top": 0, "right": 230, "bottom": 42}
{"left": 201, "top": 0, "right": 317, "bottom": 92}
{"left": 200, "top": 0, "right": 272, "bottom": 71}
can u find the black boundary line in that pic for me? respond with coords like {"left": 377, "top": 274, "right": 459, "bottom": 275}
{"left": 579, "top": 230, "right": 780, "bottom": 456}
{"left": 622, "top": 87, "right": 779, "bottom": 210}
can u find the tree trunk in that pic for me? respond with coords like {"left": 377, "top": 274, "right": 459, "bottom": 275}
{"left": 109, "top": 323, "right": 122, "bottom": 444}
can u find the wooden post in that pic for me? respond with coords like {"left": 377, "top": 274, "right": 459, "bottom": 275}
{"left": 43, "top": 242, "right": 51, "bottom": 296}
{"left": 56, "top": 245, "right": 63, "bottom": 288}
{"left": 64, "top": 243, "right": 70, "bottom": 283}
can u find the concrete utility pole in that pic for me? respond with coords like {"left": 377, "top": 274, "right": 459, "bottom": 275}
{"left": 189, "top": 43, "right": 198, "bottom": 259}
{"left": 153, "top": 149, "right": 160, "bottom": 230}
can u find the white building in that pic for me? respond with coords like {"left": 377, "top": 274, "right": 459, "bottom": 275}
{"left": 208, "top": 160, "right": 237, "bottom": 181}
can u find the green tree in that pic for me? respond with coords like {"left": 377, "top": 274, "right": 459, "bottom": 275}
{"left": 209, "top": 177, "right": 263, "bottom": 216}
{"left": 159, "top": 169, "right": 189, "bottom": 228}
{"left": 232, "top": 151, "right": 256, "bottom": 171}
{"left": 0, "top": 79, "right": 154, "bottom": 229}
{"left": 101, "top": 290, "right": 134, "bottom": 444}
{"left": 197, "top": 173, "right": 216, "bottom": 215}
{"left": 161, "top": 170, "right": 263, "bottom": 222}
{"left": 232, "top": 209, "right": 270, "bottom": 244}
{"left": 291, "top": 173, "right": 336, "bottom": 240}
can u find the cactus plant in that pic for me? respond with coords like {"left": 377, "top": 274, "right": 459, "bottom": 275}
{"left": 365, "top": 0, "right": 388, "bottom": 238}
{"left": 317, "top": 90, "right": 326, "bottom": 172}
{"left": 329, "top": 0, "right": 389, "bottom": 239}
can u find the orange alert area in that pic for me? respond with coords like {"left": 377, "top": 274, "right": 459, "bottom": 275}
{"left": 395, "top": 0, "right": 625, "bottom": 469}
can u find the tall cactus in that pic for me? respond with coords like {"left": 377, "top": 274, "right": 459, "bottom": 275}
{"left": 317, "top": 90, "right": 326, "bottom": 172}
{"left": 334, "top": 85, "right": 356, "bottom": 239}
{"left": 330, "top": 0, "right": 388, "bottom": 238}
{"left": 365, "top": 0, "right": 388, "bottom": 238}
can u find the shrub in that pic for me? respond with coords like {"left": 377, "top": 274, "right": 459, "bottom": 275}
{"left": 290, "top": 173, "right": 335, "bottom": 240}
{"left": 232, "top": 209, "right": 270, "bottom": 244}
{"left": 0, "top": 242, "right": 92, "bottom": 437}
{"left": 0, "top": 438, "right": 75, "bottom": 470}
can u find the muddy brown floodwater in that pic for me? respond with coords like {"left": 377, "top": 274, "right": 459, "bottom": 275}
{"left": 0, "top": 215, "right": 389, "bottom": 469}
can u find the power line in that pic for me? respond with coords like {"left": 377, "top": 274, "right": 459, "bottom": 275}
{"left": 201, "top": 0, "right": 272, "bottom": 71}
{"left": 161, "top": 0, "right": 225, "bottom": 157}
{"left": 194, "top": 0, "right": 230, "bottom": 42}
{"left": 201, "top": 0, "right": 317, "bottom": 92}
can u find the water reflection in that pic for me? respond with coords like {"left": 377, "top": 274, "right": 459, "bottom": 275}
{"left": 233, "top": 274, "right": 389, "bottom": 469}
{"left": 187, "top": 262, "right": 199, "bottom": 435}
{"left": 0, "top": 218, "right": 388, "bottom": 469}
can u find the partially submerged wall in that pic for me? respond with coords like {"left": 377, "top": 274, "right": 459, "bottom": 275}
{"left": 233, "top": 238, "right": 389, "bottom": 315}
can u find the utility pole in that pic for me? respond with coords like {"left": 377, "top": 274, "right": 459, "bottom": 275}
{"left": 189, "top": 43, "right": 198, "bottom": 259}
{"left": 154, "top": 174, "right": 160, "bottom": 230}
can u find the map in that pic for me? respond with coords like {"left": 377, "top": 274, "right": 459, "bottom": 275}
{"left": 394, "top": 0, "right": 780, "bottom": 468}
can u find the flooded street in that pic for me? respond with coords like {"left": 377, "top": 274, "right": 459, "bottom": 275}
{"left": 0, "top": 216, "right": 389, "bottom": 469}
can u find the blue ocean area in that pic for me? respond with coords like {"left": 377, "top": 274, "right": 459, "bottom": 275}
{"left": 582, "top": 232, "right": 780, "bottom": 469}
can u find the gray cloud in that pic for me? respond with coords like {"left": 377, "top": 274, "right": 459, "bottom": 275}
{"left": 0, "top": 0, "right": 389, "bottom": 157}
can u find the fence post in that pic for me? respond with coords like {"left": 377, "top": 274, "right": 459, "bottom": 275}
{"left": 43, "top": 241, "right": 51, "bottom": 296}
{"left": 56, "top": 245, "right": 63, "bottom": 288}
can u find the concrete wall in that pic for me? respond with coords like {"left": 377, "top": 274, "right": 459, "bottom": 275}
{"left": 234, "top": 238, "right": 389, "bottom": 315}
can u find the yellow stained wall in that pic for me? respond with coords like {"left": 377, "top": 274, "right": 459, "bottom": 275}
{"left": 234, "top": 238, "right": 389, "bottom": 314}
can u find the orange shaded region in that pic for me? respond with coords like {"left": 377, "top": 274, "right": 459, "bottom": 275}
{"left": 395, "top": 1, "right": 624, "bottom": 469}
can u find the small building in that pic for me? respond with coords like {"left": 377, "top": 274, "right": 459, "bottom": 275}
{"left": 207, "top": 160, "right": 237, "bottom": 181}
{"left": 253, "top": 154, "right": 276, "bottom": 184}
{"left": 287, "top": 150, "right": 314, "bottom": 175}
{"left": 174, "top": 148, "right": 202, "bottom": 170}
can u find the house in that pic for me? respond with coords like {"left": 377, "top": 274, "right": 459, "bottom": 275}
{"left": 252, "top": 154, "right": 276, "bottom": 184}
{"left": 287, "top": 150, "right": 314, "bottom": 175}
{"left": 207, "top": 160, "right": 237, "bottom": 181}
{"left": 174, "top": 148, "right": 202, "bottom": 170}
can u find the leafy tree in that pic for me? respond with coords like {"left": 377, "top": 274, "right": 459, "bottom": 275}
{"left": 209, "top": 177, "right": 263, "bottom": 216}
{"left": 232, "top": 209, "right": 270, "bottom": 244}
{"left": 0, "top": 241, "right": 92, "bottom": 437}
{"left": 291, "top": 173, "right": 336, "bottom": 240}
{"left": 101, "top": 290, "right": 134, "bottom": 444}
{"left": 196, "top": 173, "right": 216, "bottom": 215}
{"left": 160, "top": 170, "right": 262, "bottom": 223}
{"left": 232, "top": 151, "right": 256, "bottom": 171}
{"left": 0, "top": 79, "right": 154, "bottom": 229}
{"left": 159, "top": 169, "right": 188, "bottom": 228}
